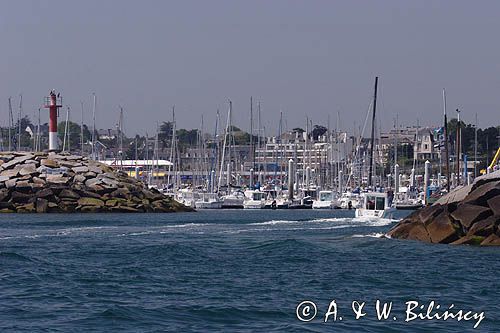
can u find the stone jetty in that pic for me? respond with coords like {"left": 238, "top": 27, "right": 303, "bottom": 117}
{"left": 387, "top": 170, "right": 500, "bottom": 246}
{"left": 0, "top": 152, "right": 192, "bottom": 213}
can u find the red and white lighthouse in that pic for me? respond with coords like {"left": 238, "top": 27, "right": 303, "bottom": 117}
{"left": 44, "top": 90, "right": 62, "bottom": 151}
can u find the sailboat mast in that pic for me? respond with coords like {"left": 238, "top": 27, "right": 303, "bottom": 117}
{"left": 394, "top": 114, "right": 398, "bottom": 166}
{"left": 257, "top": 101, "right": 261, "bottom": 176}
{"left": 443, "top": 89, "right": 450, "bottom": 192}
{"left": 218, "top": 101, "right": 231, "bottom": 192}
{"left": 154, "top": 121, "right": 159, "bottom": 184}
{"left": 337, "top": 111, "right": 341, "bottom": 192}
{"left": 278, "top": 110, "right": 283, "bottom": 183}
{"left": 211, "top": 109, "right": 220, "bottom": 192}
{"left": 168, "top": 106, "right": 176, "bottom": 189}
{"left": 229, "top": 100, "right": 234, "bottom": 174}
{"left": 250, "top": 96, "right": 254, "bottom": 171}
{"left": 456, "top": 108, "right": 461, "bottom": 186}
{"left": 200, "top": 114, "right": 207, "bottom": 190}
{"left": 18, "top": 94, "right": 22, "bottom": 151}
{"left": 474, "top": 113, "right": 478, "bottom": 178}
{"left": 119, "top": 107, "right": 124, "bottom": 169}
{"left": 368, "top": 76, "right": 378, "bottom": 188}
{"left": 8, "top": 97, "right": 13, "bottom": 151}
{"left": 91, "top": 93, "right": 96, "bottom": 159}
{"left": 37, "top": 108, "right": 41, "bottom": 151}
{"left": 327, "top": 114, "right": 331, "bottom": 188}
{"left": 80, "top": 102, "right": 84, "bottom": 156}
{"left": 62, "top": 106, "right": 70, "bottom": 152}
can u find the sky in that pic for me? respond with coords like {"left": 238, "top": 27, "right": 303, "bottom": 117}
{"left": 1, "top": 0, "right": 499, "bottom": 136}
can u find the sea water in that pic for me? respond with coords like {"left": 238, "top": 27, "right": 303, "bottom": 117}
{"left": 0, "top": 210, "right": 498, "bottom": 332}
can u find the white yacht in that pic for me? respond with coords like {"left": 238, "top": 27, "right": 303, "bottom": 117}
{"left": 355, "top": 192, "right": 396, "bottom": 219}
{"left": 393, "top": 187, "right": 424, "bottom": 210}
{"left": 221, "top": 191, "right": 245, "bottom": 209}
{"left": 264, "top": 191, "right": 291, "bottom": 209}
{"left": 339, "top": 192, "right": 362, "bottom": 210}
{"left": 194, "top": 193, "right": 223, "bottom": 209}
{"left": 312, "top": 190, "right": 340, "bottom": 209}
{"left": 243, "top": 190, "right": 266, "bottom": 209}
{"left": 175, "top": 189, "right": 199, "bottom": 209}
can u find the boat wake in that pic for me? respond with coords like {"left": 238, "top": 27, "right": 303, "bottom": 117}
{"left": 351, "top": 232, "right": 386, "bottom": 238}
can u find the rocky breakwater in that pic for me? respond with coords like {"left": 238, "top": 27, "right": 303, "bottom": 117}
{"left": 387, "top": 170, "right": 500, "bottom": 246}
{"left": 0, "top": 152, "right": 192, "bottom": 213}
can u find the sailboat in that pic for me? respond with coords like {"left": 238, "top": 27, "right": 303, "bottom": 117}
{"left": 218, "top": 100, "right": 245, "bottom": 209}
{"left": 194, "top": 115, "right": 223, "bottom": 209}
{"left": 355, "top": 77, "right": 397, "bottom": 219}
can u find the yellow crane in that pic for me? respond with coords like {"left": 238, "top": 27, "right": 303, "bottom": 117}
{"left": 481, "top": 147, "right": 500, "bottom": 174}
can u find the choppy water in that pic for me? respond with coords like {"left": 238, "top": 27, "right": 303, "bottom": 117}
{"left": 0, "top": 210, "right": 499, "bottom": 332}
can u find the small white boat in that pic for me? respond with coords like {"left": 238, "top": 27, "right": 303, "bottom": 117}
{"left": 175, "top": 189, "right": 198, "bottom": 209}
{"left": 312, "top": 190, "right": 340, "bottom": 209}
{"left": 355, "top": 192, "right": 396, "bottom": 219}
{"left": 195, "top": 193, "right": 223, "bottom": 209}
{"left": 393, "top": 188, "right": 424, "bottom": 210}
{"left": 221, "top": 191, "right": 245, "bottom": 209}
{"left": 339, "top": 192, "right": 361, "bottom": 210}
{"left": 243, "top": 190, "right": 266, "bottom": 209}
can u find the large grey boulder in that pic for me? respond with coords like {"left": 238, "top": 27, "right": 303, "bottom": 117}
{"left": 387, "top": 170, "right": 500, "bottom": 246}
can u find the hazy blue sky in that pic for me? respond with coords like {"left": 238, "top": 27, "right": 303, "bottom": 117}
{"left": 1, "top": 0, "right": 499, "bottom": 136}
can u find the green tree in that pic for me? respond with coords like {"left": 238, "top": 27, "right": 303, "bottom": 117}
{"left": 158, "top": 121, "right": 173, "bottom": 149}
{"left": 176, "top": 129, "right": 199, "bottom": 147}
{"left": 57, "top": 121, "right": 92, "bottom": 151}
{"left": 310, "top": 125, "right": 327, "bottom": 141}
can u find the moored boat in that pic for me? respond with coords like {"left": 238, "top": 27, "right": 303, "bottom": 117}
{"left": 312, "top": 190, "right": 340, "bottom": 209}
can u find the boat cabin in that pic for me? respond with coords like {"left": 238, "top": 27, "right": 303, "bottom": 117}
{"left": 363, "top": 192, "right": 389, "bottom": 210}
{"left": 245, "top": 190, "right": 266, "bottom": 201}
{"left": 318, "top": 191, "right": 334, "bottom": 202}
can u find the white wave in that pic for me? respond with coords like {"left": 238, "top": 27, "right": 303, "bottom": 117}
{"left": 221, "top": 224, "right": 360, "bottom": 234}
{"left": 63, "top": 226, "right": 116, "bottom": 232}
{"left": 251, "top": 217, "right": 396, "bottom": 227}
{"left": 119, "top": 231, "right": 154, "bottom": 237}
{"left": 351, "top": 232, "right": 386, "bottom": 238}
{"left": 309, "top": 218, "right": 352, "bottom": 223}
{"left": 161, "top": 223, "right": 210, "bottom": 228}
{"left": 116, "top": 223, "right": 211, "bottom": 237}
{"left": 352, "top": 217, "right": 396, "bottom": 227}
{"left": 248, "top": 220, "right": 299, "bottom": 226}
{"left": 251, "top": 218, "right": 354, "bottom": 226}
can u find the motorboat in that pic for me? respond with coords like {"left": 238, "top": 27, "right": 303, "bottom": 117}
{"left": 355, "top": 192, "right": 396, "bottom": 219}
{"left": 194, "top": 192, "right": 223, "bottom": 209}
{"left": 221, "top": 190, "right": 245, "bottom": 209}
{"left": 175, "top": 189, "right": 199, "bottom": 209}
{"left": 243, "top": 189, "right": 266, "bottom": 209}
{"left": 339, "top": 191, "right": 362, "bottom": 210}
{"left": 312, "top": 190, "right": 340, "bottom": 209}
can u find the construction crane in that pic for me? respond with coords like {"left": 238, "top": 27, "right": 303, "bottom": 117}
{"left": 481, "top": 147, "right": 500, "bottom": 174}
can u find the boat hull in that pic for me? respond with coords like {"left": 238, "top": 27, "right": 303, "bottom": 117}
{"left": 195, "top": 201, "right": 223, "bottom": 209}
{"left": 243, "top": 201, "right": 265, "bottom": 209}
{"left": 355, "top": 207, "right": 396, "bottom": 219}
